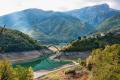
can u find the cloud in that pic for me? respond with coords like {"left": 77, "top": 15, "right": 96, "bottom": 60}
{"left": 0, "top": 0, "right": 119, "bottom": 15}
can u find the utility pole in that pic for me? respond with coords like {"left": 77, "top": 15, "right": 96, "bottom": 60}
{"left": 0, "top": 25, "right": 6, "bottom": 53}
{"left": 0, "top": 25, "right": 6, "bottom": 36}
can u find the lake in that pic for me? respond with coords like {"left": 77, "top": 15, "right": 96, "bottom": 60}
{"left": 13, "top": 55, "right": 71, "bottom": 71}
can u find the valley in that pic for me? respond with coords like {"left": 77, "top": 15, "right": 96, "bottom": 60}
{"left": 1, "top": 4, "right": 119, "bottom": 44}
{"left": 0, "top": 3, "right": 120, "bottom": 80}
{"left": 0, "top": 42, "right": 91, "bottom": 79}
{"left": 0, "top": 43, "right": 70, "bottom": 70}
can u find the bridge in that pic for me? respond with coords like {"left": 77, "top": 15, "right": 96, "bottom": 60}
{"left": 46, "top": 45, "right": 61, "bottom": 60}
{"left": 47, "top": 45, "right": 60, "bottom": 52}
{"left": 0, "top": 25, "right": 62, "bottom": 60}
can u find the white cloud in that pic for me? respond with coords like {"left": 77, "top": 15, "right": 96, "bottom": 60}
{"left": 0, "top": 0, "right": 119, "bottom": 15}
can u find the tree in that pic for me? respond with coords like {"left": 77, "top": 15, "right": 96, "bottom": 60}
{"left": 25, "top": 67, "right": 34, "bottom": 80}
{"left": 89, "top": 44, "right": 120, "bottom": 80}
{"left": 0, "top": 59, "right": 16, "bottom": 80}
{"left": 77, "top": 58, "right": 81, "bottom": 65}
{"left": 15, "top": 66, "right": 34, "bottom": 80}
{"left": 78, "top": 36, "right": 81, "bottom": 40}
{"left": 0, "top": 59, "right": 34, "bottom": 80}
{"left": 15, "top": 65, "right": 26, "bottom": 80}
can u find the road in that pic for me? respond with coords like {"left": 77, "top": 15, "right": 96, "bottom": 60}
{"left": 34, "top": 45, "right": 79, "bottom": 79}
{"left": 34, "top": 64, "right": 74, "bottom": 78}
{"left": 34, "top": 59, "right": 79, "bottom": 79}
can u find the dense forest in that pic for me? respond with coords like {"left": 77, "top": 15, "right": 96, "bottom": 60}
{"left": 62, "top": 29, "right": 120, "bottom": 52}
{"left": 0, "top": 27, "right": 45, "bottom": 53}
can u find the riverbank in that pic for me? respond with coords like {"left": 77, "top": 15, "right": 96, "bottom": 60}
{"left": 34, "top": 64, "right": 75, "bottom": 79}
{"left": 0, "top": 49, "right": 52, "bottom": 63}
{"left": 34, "top": 51, "right": 90, "bottom": 79}
{"left": 34, "top": 59, "right": 79, "bottom": 78}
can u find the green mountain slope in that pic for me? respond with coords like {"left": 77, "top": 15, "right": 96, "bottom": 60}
{"left": 31, "top": 13, "right": 93, "bottom": 44}
{"left": 0, "top": 4, "right": 119, "bottom": 44}
{"left": 0, "top": 9, "right": 93, "bottom": 44}
{"left": 97, "top": 14, "right": 120, "bottom": 32}
{"left": 0, "top": 27, "right": 43, "bottom": 53}
{"left": 62, "top": 29, "right": 120, "bottom": 52}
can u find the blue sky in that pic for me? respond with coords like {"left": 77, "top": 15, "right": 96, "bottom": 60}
{"left": 0, "top": 0, "right": 120, "bottom": 15}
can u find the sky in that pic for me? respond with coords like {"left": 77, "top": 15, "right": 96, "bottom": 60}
{"left": 0, "top": 0, "right": 120, "bottom": 16}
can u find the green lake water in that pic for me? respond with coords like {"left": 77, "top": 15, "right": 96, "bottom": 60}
{"left": 13, "top": 56, "right": 71, "bottom": 71}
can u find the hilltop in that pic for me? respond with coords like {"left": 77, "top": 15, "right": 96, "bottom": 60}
{"left": 0, "top": 27, "right": 44, "bottom": 53}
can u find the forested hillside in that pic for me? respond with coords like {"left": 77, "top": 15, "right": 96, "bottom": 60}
{"left": 0, "top": 27, "right": 43, "bottom": 53}
{"left": 87, "top": 44, "right": 120, "bottom": 80}
{"left": 63, "top": 29, "right": 120, "bottom": 52}
{"left": 0, "top": 4, "right": 119, "bottom": 44}
{"left": 31, "top": 13, "right": 93, "bottom": 44}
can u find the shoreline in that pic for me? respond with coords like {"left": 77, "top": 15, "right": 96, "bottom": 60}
{"left": 34, "top": 63, "right": 75, "bottom": 79}
{"left": 34, "top": 60, "right": 79, "bottom": 79}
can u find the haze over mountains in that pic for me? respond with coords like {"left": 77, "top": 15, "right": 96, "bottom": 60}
{"left": 97, "top": 13, "right": 120, "bottom": 32}
{"left": 66, "top": 4, "right": 119, "bottom": 27}
{"left": 0, "top": 4, "right": 119, "bottom": 44}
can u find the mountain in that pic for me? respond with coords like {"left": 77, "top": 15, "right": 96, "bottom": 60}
{"left": 30, "top": 13, "right": 93, "bottom": 44}
{"left": 0, "top": 10, "right": 93, "bottom": 44}
{"left": 62, "top": 29, "right": 120, "bottom": 52}
{"left": 0, "top": 4, "right": 119, "bottom": 44}
{"left": 66, "top": 4, "right": 119, "bottom": 27}
{"left": 0, "top": 27, "right": 43, "bottom": 53}
{"left": 97, "top": 14, "right": 120, "bottom": 32}
{"left": 0, "top": 9, "right": 54, "bottom": 33}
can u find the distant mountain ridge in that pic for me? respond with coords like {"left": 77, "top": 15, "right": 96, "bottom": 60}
{"left": 0, "top": 9, "right": 54, "bottom": 33}
{"left": 97, "top": 13, "right": 120, "bottom": 32}
{"left": 31, "top": 13, "right": 93, "bottom": 44}
{"left": 66, "top": 4, "right": 119, "bottom": 27}
{"left": 0, "top": 4, "right": 119, "bottom": 44}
